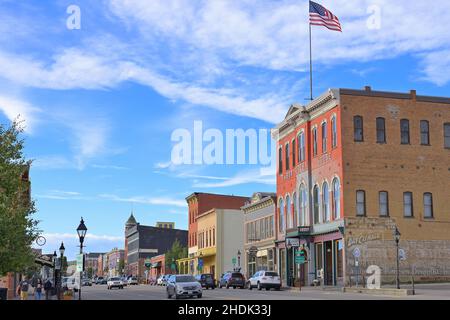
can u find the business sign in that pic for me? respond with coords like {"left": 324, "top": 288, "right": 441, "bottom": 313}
{"left": 295, "top": 248, "right": 307, "bottom": 264}
{"left": 286, "top": 238, "right": 300, "bottom": 248}
{"left": 399, "top": 249, "right": 407, "bottom": 261}
{"left": 76, "top": 254, "right": 84, "bottom": 272}
{"left": 352, "top": 247, "right": 361, "bottom": 259}
{"left": 144, "top": 259, "right": 151, "bottom": 268}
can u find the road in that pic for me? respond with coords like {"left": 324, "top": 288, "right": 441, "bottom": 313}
{"left": 79, "top": 283, "right": 450, "bottom": 300}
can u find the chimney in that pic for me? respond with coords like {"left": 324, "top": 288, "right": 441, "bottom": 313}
{"left": 410, "top": 90, "right": 417, "bottom": 101}
{"left": 364, "top": 86, "right": 372, "bottom": 92}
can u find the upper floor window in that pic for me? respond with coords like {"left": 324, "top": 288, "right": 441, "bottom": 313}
{"left": 286, "top": 195, "right": 292, "bottom": 229}
{"left": 420, "top": 120, "right": 430, "bottom": 145}
{"left": 313, "top": 185, "right": 320, "bottom": 224}
{"left": 278, "top": 147, "right": 283, "bottom": 175}
{"left": 322, "top": 182, "right": 330, "bottom": 222}
{"left": 279, "top": 199, "right": 285, "bottom": 233}
{"left": 293, "top": 192, "right": 298, "bottom": 227}
{"left": 354, "top": 116, "right": 364, "bottom": 142}
{"left": 444, "top": 123, "right": 450, "bottom": 149}
{"left": 424, "top": 193, "right": 433, "bottom": 219}
{"left": 322, "top": 122, "right": 328, "bottom": 153}
{"left": 299, "top": 184, "right": 308, "bottom": 226}
{"left": 401, "top": 119, "right": 410, "bottom": 144}
{"left": 332, "top": 178, "right": 341, "bottom": 220}
{"left": 376, "top": 117, "right": 386, "bottom": 143}
{"left": 285, "top": 143, "right": 290, "bottom": 171}
{"left": 313, "top": 128, "right": 318, "bottom": 156}
{"left": 403, "top": 192, "right": 413, "bottom": 217}
{"left": 292, "top": 139, "right": 296, "bottom": 168}
{"left": 298, "top": 132, "right": 306, "bottom": 162}
{"left": 331, "top": 116, "right": 338, "bottom": 148}
{"left": 356, "top": 190, "right": 366, "bottom": 216}
{"left": 379, "top": 191, "right": 389, "bottom": 217}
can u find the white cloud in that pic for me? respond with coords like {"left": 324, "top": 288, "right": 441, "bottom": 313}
{"left": 419, "top": 50, "right": 450, "bottom": 86}
{"left": 0, "top": 95, "right": 40, "bottom": 132}
{"left": 99, "top": 194, "right": 187, "bottom": 208}
{"left": 192, "top": 168, "right": 275, "bottom": 188}
{"left": 35, "top": 190, "right": 89, "bottom": 201}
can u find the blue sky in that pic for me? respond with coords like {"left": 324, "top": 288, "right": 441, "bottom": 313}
{"left": 1, "top": 0, "right": 450, "bottom": 260}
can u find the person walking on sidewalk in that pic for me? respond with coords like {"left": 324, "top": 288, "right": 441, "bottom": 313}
{"left": 44, "top": 279, "right": 52, "bottom": 300}
{"left": 34, "top": 279, "right": 43, "bottom": 300}
{"left": 17, "top": 277, "right": 30, "bottom": 300}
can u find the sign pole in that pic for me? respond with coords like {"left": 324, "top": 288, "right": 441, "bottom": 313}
{"left": 309, "top": 23, "right": 314, "bottom": 101}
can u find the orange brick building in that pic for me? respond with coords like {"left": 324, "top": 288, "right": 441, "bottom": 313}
{"left": 274, "top": 87, "right": 450, "bottom": 287}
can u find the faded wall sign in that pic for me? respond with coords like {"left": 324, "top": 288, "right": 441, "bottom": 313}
{"left": 347, "top": 233, "right": 382, "bottom": 248}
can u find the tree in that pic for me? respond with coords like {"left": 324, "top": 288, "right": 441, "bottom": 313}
{"left": 0, "top": 120, "right": 39, "bottom": 276}
{"left": 118, "top": 259, "right": 125, "bottom": 275}
{"left": 165, "top": 240, "right": 188, "bottom": 273}
{"left": 87, "top": 267, "right": 94, "bottom": 279}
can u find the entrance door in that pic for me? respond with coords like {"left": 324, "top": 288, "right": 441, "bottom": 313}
{"left": 325, "top": 241, "right": 333, "bottom": 286}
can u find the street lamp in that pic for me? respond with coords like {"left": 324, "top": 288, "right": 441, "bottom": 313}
{"left": 53, "top": 251, "right": 57, "bottom": 296}
{"left": 393, "top": 226, "right": 401, "bottom": 289}
{"left": 58, "top": 242, "right": 65, "bottom": 300}
{"left": 77, "top": 217, "right": 87, "bottom": 300}
{"left": 237, "top": 250, "right": 241, "bottom": 271}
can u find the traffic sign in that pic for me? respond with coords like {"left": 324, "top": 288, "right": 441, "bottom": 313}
{"left": 198, "top": 259, "right": 203, "bottom": 267}
{"left": 76, "top": 254, "right": 84, "bottom": 272}
{"left": 144, "top": 259, "right": 151, "bottom": 268}
{"left": 399, "top": 249, "right": 407, "bottom": 261}
{"left": 295, "top": 249, "right": 307, "bottom": 264}
{"left": 232, "top": 258, "right": 237, "bottom": 265}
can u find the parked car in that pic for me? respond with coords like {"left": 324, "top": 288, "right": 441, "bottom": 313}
{"left": 219, "top": 272, "right": 246, "bottom": 289}
{"left": 95, "top": 277, "right": 106, "bottom": 285}
{"left": 128, "top": 277, "right": 138, "bottom": 286}
{"left": 247, "top": 271, "right": 281, "bottom": 291}
{"left": 121, "top": 276, "right": 128, "bottom": 286}
{"left": 62, "top": 277, "right": 80, "bottom": 291}
{"left": 107, "top": 277, "right": 124, "bottom": 290}
{"left": 166, "top": 275, "right": 202, "bottom": 299}
{"left": 82, "top": 278, "right": 92, "bottom": 286}
{"left": 195, "top": 274, "right": 215, "bottom": 289}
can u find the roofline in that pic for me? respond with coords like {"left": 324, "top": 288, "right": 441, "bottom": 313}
{"left": 185, "top": 192, "right": 249, "bottom": 201}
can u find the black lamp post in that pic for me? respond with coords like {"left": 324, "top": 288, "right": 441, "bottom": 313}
{"left": 52, "top": 251, "right": 57, "bottom": 299}
{"left": 393, "top": 226, "right": 401, "bottom": 289}
{"left": 77, "top": 217, "right": 87, "bottom": 300}
{"left": 59, "top": 242, "right": 65, "bottom": 300}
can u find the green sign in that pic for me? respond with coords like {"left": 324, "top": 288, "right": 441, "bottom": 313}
{"left": 76, "top": 254, "right": 84, "bottom": 272}
{"left": 295, "top": 249, "right": 306, "bottom": 264}
{"left": 144, "top": 259, "right": 151, "bottom": 268}
{"left": 232, "top": 258, "right": 237, "bottom": 265}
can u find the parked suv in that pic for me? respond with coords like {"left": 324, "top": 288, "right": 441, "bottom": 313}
{"left": 247, "top": 271, "right": 281, "bottom": 291}
{"left": 166, "top": 275, "right": 202, "bottom": 299}
{"left": 195, "top": 274, "right": 215, "bottom": 289}
{"left": 107, "top": 277, "right": 124, "bottom": 290}
{"left": 219, "top": 272, "right": 246, "bottom": 289}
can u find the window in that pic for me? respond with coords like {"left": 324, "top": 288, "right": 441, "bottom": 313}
{"left": 445, "top": 123, "right": 450, "bottom": 148}
{"left": 322, "top": 182, "right": 330, "bottom": 222}
{"left": 213, "top": 228, "right": 215, "bottom": 246}
{"left": 313, "top": 185, "right": 320, "bottom": 224}
{"left": 331, "top": 116, "right": 337, "bottom": 148}
{"left": 313, "top": 128, "right": 318, "bottom": 156}
{"left": 293, "top": 192, "right": 298, "bottom": 227}
{"left": 401, "top": 119, "right": 410, "bottom": 144}
{"left": 376, "top": 117, "right": 386, "bottom": 143}
{"left": 404, "top": 192, "right": 413, "bottom": 217}
{"left": 379, "top": 191, "right": 389, "bottom": 217}
{"left": 332, "top": 178, "right": 341, "bottom": 220}
{"left": 278, "top": 147, "right": 283, "bottom": 175}
{"left": 420, "top": 120, "right": 430, "bottom": 145}
{"left": 286, "top": 195, "right": 292, "bottom": 229}
{"left": 356, "top": 190, "right": 366, "bottom": 216}
{"left": 354, "top": 116, "right": 364, "bottom": 142}
{"left": 298, "top": 132, "right": 306, "bottom": 162}
{"left": 322, "top": 122, "right": 328, "bottom": 153}
{"left": 424, "top": 193, "right": 433, "bottom": 218}
{"left": 292, "top": 139, "right": 296, "bottom": 168}
{"left": 299, "top": 184, "right": 307, "bottom": 226}
{"left": 279, "top": 199, "right": 285, "bottom": 233}
{"left": 285, "top": 143, "right": 290, "bottom": 171}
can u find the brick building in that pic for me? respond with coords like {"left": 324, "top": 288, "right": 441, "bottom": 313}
{"left": 274, "top": 87, "right": 450, "bottom": 287}
{"left": 124, "top": 214, "right": 188, "bottom": 281}
{"left": 85, "top": 253, "right": 103, "bottom": 277}
{"left": 179, "top": 193, "right": 249, "bottom": 275}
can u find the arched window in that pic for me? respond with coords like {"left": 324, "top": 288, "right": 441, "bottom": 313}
{"left": 286, "top": 195, "right": 292, "bottom": 229}
{"left": 285, "top": 143, "right": 290, "bottom": 171}
{"left": 313, "top": 185, "right": 320, "bottom": 224}
{"left": 312, "top": 128, "right": 318, "bottom": 156}
{"left": 322, "top": 122, "right": 328, "bottom": 153}
{"left": 322, "top": 182, "right": 330, "bottom": 222}
{"left": 298, "top": 132, "right": 306, "bottom": 162}
{"left": 279, "top": 199, "right": 285, "bottom": 233}
{"left": 299, "top": 184, "right": 307, "bottom": 226}
{"left": 293, "top": 192, "right": 298, "bottom": 227}
{"left": 278, "top": 147, "right": 283, "bottom": 175}
{"left": 332, "top": 178, "right": 341, "bottom": 220}
{"left": 331, "top": 116, "right": 338, "bottom": 148}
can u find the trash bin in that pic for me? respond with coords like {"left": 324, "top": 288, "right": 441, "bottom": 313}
{"left": 0, "top": 288, "right": 8, "bottom": 300}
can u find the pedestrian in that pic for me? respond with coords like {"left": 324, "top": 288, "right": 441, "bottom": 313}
{"left": 16, "top": 277, "right": 30, "bottom": 300}
{"left": 34, "top": 279, "right": 43, "bottom": 300}
{"left": 44, "top": 279, "right": 52, "bottom": 300}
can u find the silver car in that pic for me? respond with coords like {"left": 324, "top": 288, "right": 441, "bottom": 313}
{"left": 166, "top": 275, "right": 203, "bottom": 299}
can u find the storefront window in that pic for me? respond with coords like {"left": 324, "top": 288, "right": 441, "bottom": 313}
{"left": 279, "top": 249, "right": 286, "bottom": 283}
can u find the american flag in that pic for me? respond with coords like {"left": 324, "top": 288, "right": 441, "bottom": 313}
{"left": 309, "top": 1, "right": 342, "bottom": 32}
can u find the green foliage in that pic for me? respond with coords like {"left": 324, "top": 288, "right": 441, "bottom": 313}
{"left": 87, "top": 266, "right": 94, "bottom": 278}
{"left": 165, "top": 239, "right": 188, "bottom": 272}
{"left": 118, "top": 258, "right": 125, "bottom": 274}
{"left": 0, "top": 120, "right": 39, "bottom": 276}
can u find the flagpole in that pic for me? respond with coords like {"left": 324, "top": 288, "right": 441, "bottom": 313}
{"left": 309, "top": 22, "right": 313, "bottom": 101}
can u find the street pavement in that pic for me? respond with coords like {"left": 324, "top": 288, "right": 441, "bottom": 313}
{"left": 78, "top": 283, "right": 450, "bottom": 300}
